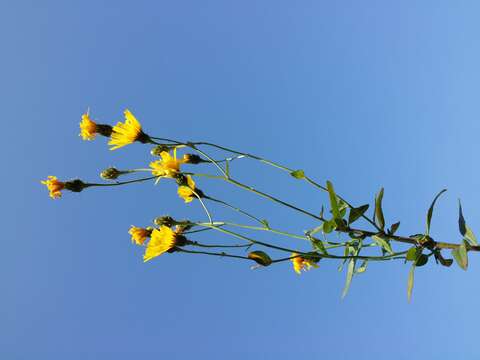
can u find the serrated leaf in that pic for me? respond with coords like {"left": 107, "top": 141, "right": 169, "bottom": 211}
{"left": 290, "top": 169, "right": 305, "bottom": 179}
{"left": 371, "top": 234, "right": 394, "bottom": 255}
{"left": 341, "top": 258, "right": 356, "bottom": 299}
{"left": 452, "top": 242, "right": 468, "bottom": 271}
{"left": 326, "top": 181, "right": 341, "bottom": 221}
{"left": 426, "top": 189, "right": 447, "bottom": 235}
{"left": 407, "top": 264, "right": 415, "bottom": 302}
{"left": 356, "top": 260, "right": 368, "bottom": 274}
{"left": 374, "top": 188, "right": 385, "bottom": 230}
{"left": 348, "top": 204, "right": 369, "bottom": 225}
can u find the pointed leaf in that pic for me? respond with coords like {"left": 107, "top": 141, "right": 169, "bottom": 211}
{"left": 458, "top": 201, "right": 477, "bottom": 246}
{"left": 341, "top": 258, "right": 355, "bottom": 299}
{"left": 452, "top": 242, "right": 468, "bottom": 271}
{"left": 389, "top": 221, "right": 400, "bottom": 235}
{"left": 260, "top": 219, "right": 270, "bottom": 229}
{"left": 371, "top": 234, "right": 393, "bottom": 255}
{"left": 406, "top": 246, "right": 420, "bottom": 261}
{"left": 326, "top": 181, "right": 341, "bottom": 221}
{"left": 407, "top": 264, "right": 415, "bottom": 302}
{"left": 426, "top": 189, "right": 447, "bottom": 235}
{"left": 348, "top": 204, "right": 369, "bottom": 225}
{"left": 415, "top": 254, "right": 429, "bottom": 267}
{"left": 374, "top": 188, "right": 385, "bottom": 230}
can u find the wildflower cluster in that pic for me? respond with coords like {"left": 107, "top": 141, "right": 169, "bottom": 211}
{"left": 42, "top": 109, "right": 480, "bottom": 300}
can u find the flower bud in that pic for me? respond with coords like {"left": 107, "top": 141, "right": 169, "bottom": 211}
{"left": 248, "top": 251, "right": 272, "bottom": 266}
{"left": 182, "top": 154, "right": 203, "bottom": 164}
{"left": 151, "top": 144, "right": 171, "bottom": 156}
{"left": 64, "top": 179, "right": 88, "bottom": 193}
{"left": 100, "top": 167, "right": 122, "bottom": 180}
{"left": 154, "top": 216, "right": 175, "bottom": 227}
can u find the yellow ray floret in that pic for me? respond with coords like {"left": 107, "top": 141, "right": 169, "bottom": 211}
{"left": 79, "top": 113, "right": 97, "bottom": 140}
{"left": 178, "top": 175, "right": 196, "bottom": 203}
{"left": 109, "top": 109, "right": 144, "bottom": 150}
{"left": 129, "top": 226, "right": 151, "bottom": 245}
{"left": 41, "top": 176, "right": 65, "bottom": 199}
{"left": 150, "top": 149, "right": 183, "bottom": 178}
{"left": 291, "top": 252, "right": 318, "bottom": 274}
{"left": 143, "top": 225, "right": 177, "bottom": 262}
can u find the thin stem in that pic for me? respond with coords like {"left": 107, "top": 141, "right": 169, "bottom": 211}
{"left": 87, "top": 175, "right": 159, "bottom": 187}
{"left": 205, "top": 196, "right": 265, "bottom": 226}
{"left": 176, "top": 248, "right": 251, "bottom": 261}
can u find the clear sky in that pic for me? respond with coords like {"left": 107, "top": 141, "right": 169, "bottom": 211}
{"left": 2, "top": 0, "right": 480, "bottom": 358}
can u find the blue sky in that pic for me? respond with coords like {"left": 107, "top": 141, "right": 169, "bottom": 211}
{"left": 2, "top": 0, "right": 480, "bottom": 358}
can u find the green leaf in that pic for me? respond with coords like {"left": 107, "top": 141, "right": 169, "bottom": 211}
{"left": 341, "top": 258, "right": 356, "bottom": 299}
{"left": 406, "top": 246, "right": 420, "bottom": 261}
{"left": 348, "top": 204, "right": 369, "bottom": 225}
{"left": 458, "top": 200, "right": 477, "bottom": 246}
{"left": 452, "top": 242, "right": 468, "bottom": 271}
{"left": 356, "top": 260, "right": 368, "bottom": 274}
{"left": 322, "top": 220, "right": 335, "bottom": 234}
{"left": 310, "top": 238, "right": 328, "bottom": 255}
{"left": 371, "top": 234, "right": 394, "bottom": 255}
{"left": 374, "top": 188, "right": 385, "bottom": 230}
{"left": 290, "top": 169, "right": 305, "bottom": 179}
{"left": 407, "top": 264, "right": 415, "bottom": 302}
{"left": 434, "top": 250, "right": 453, "bottom": 267}
{"left": 326, "top": 181, "right": 341, "bottom": 221}
{"left": 426, "top": 189, "right": 447, "bottom": 235}
{"left": 415, "top": 254, "right": 429, "bottom": 267}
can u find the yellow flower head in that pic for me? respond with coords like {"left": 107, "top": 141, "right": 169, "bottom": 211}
{"left": 150, "top": 149, "right": 183, "bottom": 178}
{"left": 143, "top": 225, "right": 177, "bottom": 262}
{"left": 41, "top": 176, "right": 65, "bottom": 199}
{"left": 109, "top": 109, "right": 148, "bottom": 150}
{"left": 291, "top": 252, "right": 318, "bottom": 274}
{"left": 177, "top": 175, "right": 196, "bottom": 203}
{"left": 129, "top": 226, "right": 152, "bottom": 245}
{"left": 79, "top": 113, "right": 97, "bottom": 140}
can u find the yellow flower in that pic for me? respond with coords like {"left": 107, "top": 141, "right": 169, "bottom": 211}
{"left": 109, "top": 109, "right": 148, "bottom": 150}
{"left": 41, "top": 176, "right": 65, "bottom": 199}
{"left": 143, "top": 225, "right": 177, "bottom": 262}
{"left": 177, "top": 175, "right": 196, "bottom": 203}
{"left": 129, "top": 226, "right": 152, "bottom": 245}
{"left": 150, "top": 149, "right": 183, "bottom": 178}
{"left": 79, "top": 113, "right": 97, "bottom": 140}
{"left": 291, "top": 252, "right": 318, "bottom": 274}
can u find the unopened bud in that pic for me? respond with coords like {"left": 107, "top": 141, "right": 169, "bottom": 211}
{"left": 100, "top": 167, "right": 122, "bottom": 180}
{"left": 182, "top": 154, "right": 203, "bottom": 164}
{"left": 64, "top": 179, "right": 88, "bottom": 193}
{"left": 248, "top": 251, "right": 273, "bottom": 266}
{"left": 151, "top": 144, "right": 171, "bottom": 156}
{"left": 154, "top": 216, "right": 175, "bottom": 227}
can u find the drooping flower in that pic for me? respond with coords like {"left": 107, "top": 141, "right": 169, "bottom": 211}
{"left": 150, "top": 149, "right": 183, "bottom": 178}
{"left": 41, "top": 176, "right": 65, "bottom": 199}
{"left": 79, "top": 113, "right": 97, "bottom": 140}
{"left": 291, "top": 252, "right": 318, "bottom": 274}
{"left": 109, "top": 109, "right": 149, "bottom": 150}
{"left": 177, "top": 175, "right": 197, "bottom": 203}
{"left": 129, "top": 226, "right": 152, "bottom": 245}
{"left": 143, "top": 225, "right": 178, "bottom": 262}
